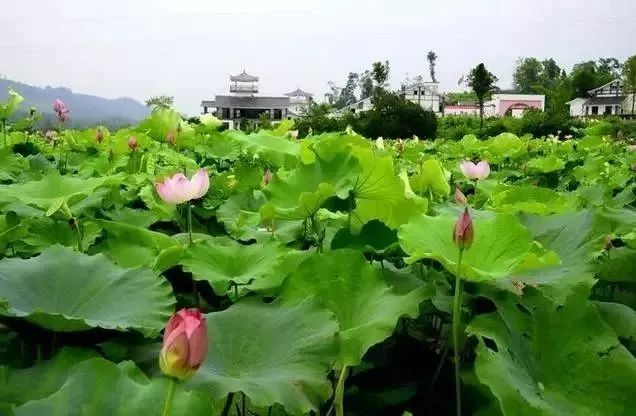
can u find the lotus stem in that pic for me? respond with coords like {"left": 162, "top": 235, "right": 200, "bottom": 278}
{"left": 72, "top": 218, "right": 83, "bottom": 253}
{"left": 452, "top": 249, "right": 464, "bottom": 416}
{"left": 334, "top": 365, "right": 348, "bottom": 416}
{"left": 220, "top": 393, "right": 234, "bottom": 416}
{"left": 161, "top": 378, "right": 177, "bottom": 416}
{"left": 187, "top": 204, "right": 193, "bottom": 245}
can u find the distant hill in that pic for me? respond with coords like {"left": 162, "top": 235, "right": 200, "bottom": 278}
{"left": 0, "top": 77, "right": 150, "bottom": 129}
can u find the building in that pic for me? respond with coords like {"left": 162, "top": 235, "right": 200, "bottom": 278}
{"left": 400, "top": 81, "right": 443, "bottom": 114}
{"left": 332, "top": 96, "right": 374, "bottom": 116}
{"left": 285, "top": 88, "right": 314, "bottom": 117}
{"left": 201, "top": 71, "right": 290, "bottom": 130}
{"left": 442, "top": 94, "right": 544, "bottom": 118}
{"left": 567, "top": 79, "right": 635, "bottom": 117}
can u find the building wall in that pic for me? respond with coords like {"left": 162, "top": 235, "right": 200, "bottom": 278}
{"left": 568, "top": 98, "right": 586, "bottom": 117}
{"left": 444, "top": 106, "right": 480, "bottom": 116}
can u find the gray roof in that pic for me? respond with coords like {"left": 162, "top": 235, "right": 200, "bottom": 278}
{"left": 584, "top": 96, "right": 624, "bottom": 106}
{"left": 284, "top": 88, "right": 313, "bottom": 97}
{"left": 201, "top": 95, "right": 289, "bottom": 109}
{"left": 230, "top": 71, "right": 259, "bottom": 82}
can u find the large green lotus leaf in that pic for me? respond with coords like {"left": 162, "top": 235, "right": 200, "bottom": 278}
{"left": 330, "top": 219, "right": 400, "bottom": 255}
{"left": 512, "top": 210, "right": 601, "bottom": 302}
{"left": 350, "top": 148, "right": 427, "bottom": 229}
{"left": 0, "top": 88, "right": 24, "bottom": 120}
{"left": 181, "top": 237, "right": 289, "bottom": 296}
{"left": 91, "top": 219, "right": 179, "bottom": 268}
{"left": 186, "top": 299, "right": 338, "bottom": 414}
{"left": 19, "top": 217, "right": 101, "bottom": 254}
{"left": 468, "top": 286, "right": 636, "bottom": 416}
{"left": 280, "top": 249, "right": 432, "bottom": 365}
{"left": 0, "top": 348, "right": 98, "bottom": 405}
{"left": 0, "top": 148, "right": 25, "bottom": 182}
{"left": 260, "top": 148, "right": 360, "bottom": 221}
{"left": 595, "top": 302, "right": 636, "bottom": 343}
{"left": 490, "top": 185, "right": 575, "bottom": 215}
{"left": 0, "top": 172, "right": 119, "bottom": 213}
{"left": 526, "top": 155, "right": 565, "bottom": 173}
{"left": 409, "top": 158, "right": 451, "bottom": 198}
{"left": 195, "top": 134, "right": 242, "bottom": 161}
{"left": 0, "top": 246, "right": 173, "bottom": 336}
{"left": 15, "top": 358, "right": 213, "bottom": 416}
{"left": 486, "top": 133, "right": 526, "bottom": 160}
{"left": 399, "top": 212, "right": 533, "bottom": 281}
{"left": 599, "top": 247, "right": 636, "bottom": 282}
{"left": 226, "top": 130, "right": 300, "bottom": 167}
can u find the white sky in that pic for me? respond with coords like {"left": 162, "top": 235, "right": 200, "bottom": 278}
{"left": 1, "top": 0, "right": 635, "bottom": 115}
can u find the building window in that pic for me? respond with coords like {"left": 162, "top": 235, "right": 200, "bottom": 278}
{"left": 604, "top": 106, "right": 612, "bottom": 115}
{"left": 591, "top": 106, "right": 598, "bottom": 115}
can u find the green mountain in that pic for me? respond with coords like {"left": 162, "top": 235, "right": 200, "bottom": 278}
{"left": 0, "top": 77, "right": 149, "bottom": 128}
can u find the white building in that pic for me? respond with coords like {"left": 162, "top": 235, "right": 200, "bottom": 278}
{"left": 332, "top": 96, "right": 374, "bottom": 116}
{"left": 284, "top": 88, "right": 314, "bottom": 118}
{"left": 400, "top": 81, "right": 443, "bottom": 114}
{"left": 442, "top": 94, "right": 544, "bottom": 118}
{"left": 568, "top": 79, "right": 635, "bottom": 117}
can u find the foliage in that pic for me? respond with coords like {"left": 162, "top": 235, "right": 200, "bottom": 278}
{"left": 466, "top": 63, "right": 499, "bottom": 127}
{"left": 145, "top": 95, "right": 175, "bottom": 112}
{"left": 623, "top": 55, "right": 636, "bottom": 115}
{"left": 0, "top": 109, "right": 634, "bottom": 416}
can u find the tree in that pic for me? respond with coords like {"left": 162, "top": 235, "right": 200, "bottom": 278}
{"left": 512, "top": 57, "right": 543, "bottom": 93}
{"left": 467, "top": 63, "right": 498, "bottom": 128}
{"left": 570, "top": 60, "right": 616, "bottom": 98}
{"left": 541, "top": 58, "right": 562, "bottom": 85}
{"left": 145, "top": 95, "right": 174, "bottom": 112}
{"left": 598, "top": 57, "right": 622, "bottom": 79}
{"left": 335, "top": 73, "right": 359, "bottom": 109}
{"left": 623, "top": 55, "right": 636, "bottom": 115}
{"left": 427, "top": 51, "right": 438, "bottom": 83}
{"left": 359, "top": 71, "right": 374, "bottom": 99}
{"left": 371, "top": 61, "right": 390, "bottom": 89}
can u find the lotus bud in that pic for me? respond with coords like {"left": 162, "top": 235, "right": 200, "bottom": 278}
{"left": 96, "top": 128, "right": 104, "bottom": 144}
{"left": 459, "top": 160, "right": 490, "bottom": 180}
{"left": 176, "top": 122, "right": 183, "bottom": 134}
{"left": 128, "top": 136, "right": 138, "bottom": 151}
{"left": 262, "top": 169, "right": 273, "bottom": 186}
{"left": 53, "top": 99, "right": 69, "bottom": 123}
{"left": 453, "top": 207, "right": 474, "bottom": 251}
{"left": 159, "top": 308, "right": 207, "bottom": 380}
{"left": 166, "top": 130, "right": 176, "bottom": 146}
{"left": 454, "top": 187, "right": 467, "bottom": 205}
{"left": 44, "top": 130, "right": 56, "bottom": 143}
{"left": 395, "top": 139, "right": 405, "bottom": 154}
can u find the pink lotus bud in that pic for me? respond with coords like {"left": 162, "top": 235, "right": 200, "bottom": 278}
{"left": 453, "top": 207, "right": 474, "bottom": 251}
{"left": 128, "top": 136, "right": 138, "bottom": 151}
{"left": 262, "top": 169, "right": 273, "bottom": 186}
{"left": 459, "top": 160, "right": 490, "bottom": 180}
{"left": 155, "top": 168, "right": 210, "bottom": 205}
{"left": 454, "top": 187, "right": 467, "bottom": 205}
{"left": 159, "top": 308, "right": 207, "bottom": 380}
{"left": 166, "top": 130, "right": 176, "bottom": 145}
{"left": 53, "top": 99, "right": 70, "bottom": 123}
{"left": 96, "top": 128, "right": 104, "bottom": 144}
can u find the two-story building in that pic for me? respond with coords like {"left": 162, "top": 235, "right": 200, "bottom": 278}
{"left": 201, "top": 71, "right": 290, "bottom": 130}
{"left": 285, "top": 88, "right": 314, "bottom": 117}
{"left": 567, "top": 79, "right": 635, "bottom": 117}
{"left": 400, "top": 81, "right": 443, "bottom": 114}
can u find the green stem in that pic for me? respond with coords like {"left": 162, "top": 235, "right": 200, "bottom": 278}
{"left": 73, "top": 218, "right": 83, "bottom": 253}
{"left": 334, "top": 366, "right": 348, "bottom": 416}
{"left": 2, "top": 120, "right": 6, "bottom": 147}
{"left": 187, "top": 204, "right": 193, "bottom": 245}
{"left": 452, "top": 249, "right": 464, "bottom": 416}
{"left": 161, "top": 378, "right": 177, "bottom": 416}
{"left": 220, "top": 393, "right": 234, "bottom": 416}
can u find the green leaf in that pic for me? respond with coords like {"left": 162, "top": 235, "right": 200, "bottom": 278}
{"left": 0, "top": 88, "right": 24, "bottom": 121}
{"left": 260, "top": 147, "right": 360, "bottom": 221}
{"left": 600, "top": 247, "right": 636, "bottom": 282}
{"left": 595, "top": 302, "right": 636, "bottom": 342}
{"left": 186, "top": 299, "right": 338, "bottom": 414}
{"left": 468, "top": 287, "right": 636, "bottom": 416}
{"left": 181, "top": 237, "right": 290, "bottom": 296}
{"left": 280, "top": 249, "right": 432, "bottom": 365}
{"left": 0, "top": 172, "right": 119, "bottom": 213}
{"left": 0, "top": 246, "right": 174, "bottom": 336}
{"left": 526, "top": 155, "right": 565, "bottom": 173}
{"left": 15, "top": 358, "right": 214, "bottom": 416}
{"left": 399, "top": 212, "right": 534, "bottom": 281}
{"left": 490, "top": 185, "right": 574, "bottom": 215}
{"left": 409, "top": 158, "right": 451, "bottom": 198}
{"left": 0, "top": 348, "right": 98, "bottom": 405}
{"left": 227, "top": 130, "right": 300, "bottom": 167}
{"left": 91, "top": 219, "right": 179, "bottom": 268}
{"left": 330, "top": 219, "right": 400, "bottom": 256}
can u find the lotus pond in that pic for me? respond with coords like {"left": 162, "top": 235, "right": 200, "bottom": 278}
{"left": 0, "top": 109, "right": 635, "bottom": 416}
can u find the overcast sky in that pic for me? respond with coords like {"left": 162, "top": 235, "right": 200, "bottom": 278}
{"left": 1, "top": 0, "right": 635, "bottom": 115}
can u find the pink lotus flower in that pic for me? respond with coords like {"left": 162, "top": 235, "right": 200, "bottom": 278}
{"left": 159, "top": 308, "right": 207, "bottom": 380}
{"left": 155, "top": 169, "right": 210, "bottom": 204}
{"left": 127, "top": 136, "right": 138, "bottom": 151}
{"left": 53, "top": 99, "right": 69, "bottom": 123}
{"left": 459, "top": 160, "right": 490, "bottom": 180}
{"left": 454, "top": 187, "right": 467, "bottom": 205}
{"left": 453, "top": 207, "right": 474, "bottom": 251}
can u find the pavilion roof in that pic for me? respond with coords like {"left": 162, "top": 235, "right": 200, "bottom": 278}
{"left": 284, "top": 88, "right": 314, "bottom": 98}
{"left": 230, "top": 71, "right": 259, "bottom": 82}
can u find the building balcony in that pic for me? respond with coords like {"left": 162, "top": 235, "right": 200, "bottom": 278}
{"left": 230, "top": 85, "right": 258, "bottom": 94}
